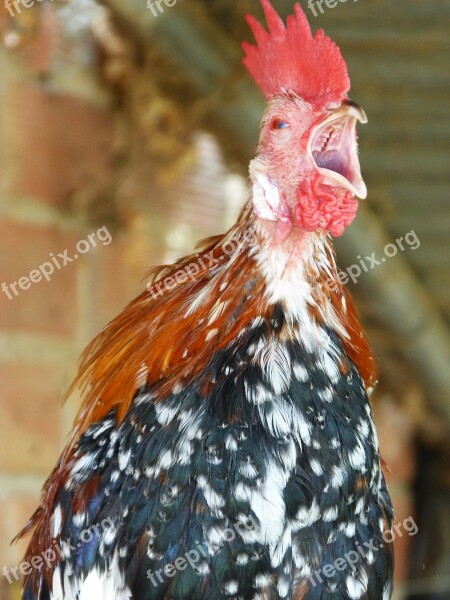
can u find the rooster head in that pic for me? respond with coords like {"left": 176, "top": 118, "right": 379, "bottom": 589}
{"left": 243, "top": 0, "right": 367, "bottom": 239}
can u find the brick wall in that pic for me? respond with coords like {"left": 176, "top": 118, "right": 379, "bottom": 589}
{"left": 0, "top": 9, "right": 140, "bottom": 597}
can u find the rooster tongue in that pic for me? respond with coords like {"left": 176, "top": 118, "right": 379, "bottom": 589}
{"left": 308, "top": 102, "right": 368, "bottom": 199}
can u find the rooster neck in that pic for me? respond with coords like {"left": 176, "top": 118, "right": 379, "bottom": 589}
{"left": 255, "top": 228, "right": 345, "bottom": 332}
{"left": 251, "top": 215, "right": 378, "bottom": 396}
{"left": 65, "top": 207, "right": 376, "bottom": 442}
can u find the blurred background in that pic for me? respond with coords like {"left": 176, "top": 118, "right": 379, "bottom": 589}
{"left": 0, "top": 0, "right": 449, "bottom": 599}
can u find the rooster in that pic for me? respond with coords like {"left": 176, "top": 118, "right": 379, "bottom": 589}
{"left": 18, "top": 1, "right": 394, "bottom": 599}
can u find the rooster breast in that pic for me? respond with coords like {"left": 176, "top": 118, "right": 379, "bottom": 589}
{"left": 24, "top": 301, "right": 392, "bottom": 600}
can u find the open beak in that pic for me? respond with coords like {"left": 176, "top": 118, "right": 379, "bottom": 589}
{"left": 307, "top": 101, "right": 368, "bottom": 199}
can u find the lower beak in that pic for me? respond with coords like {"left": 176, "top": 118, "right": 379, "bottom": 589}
{"left": 307, "top": 101, "right": 368, "bottom": 199}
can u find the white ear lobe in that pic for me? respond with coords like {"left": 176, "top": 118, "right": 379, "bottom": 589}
{"left": 252, "top": 174, "right": 280, "bottom": 221}
{"left": 249, "top": 159, "right": 287, "bottom": 222}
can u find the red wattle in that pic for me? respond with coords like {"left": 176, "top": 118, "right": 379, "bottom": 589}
{"left": 295, "top": 174, "right": 359, "bottom": 237}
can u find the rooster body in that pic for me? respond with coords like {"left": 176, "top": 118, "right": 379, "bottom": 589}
{"left": 20, "top": 2, "right": 393, "bottom": 599}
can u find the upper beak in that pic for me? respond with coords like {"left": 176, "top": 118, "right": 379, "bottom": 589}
{"left": 307, "top": 101, "right": 368, "bottom": 199}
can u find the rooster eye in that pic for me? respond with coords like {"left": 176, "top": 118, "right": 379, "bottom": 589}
{"left": 271, "top": 118, "right": 290, "bottom": 130}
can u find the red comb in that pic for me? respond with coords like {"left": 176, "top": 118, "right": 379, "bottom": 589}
{"left": 242, "top": 0, "right": 350, "bottom": 105}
